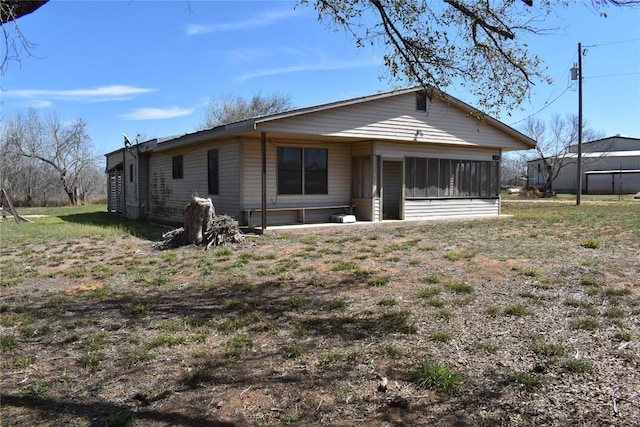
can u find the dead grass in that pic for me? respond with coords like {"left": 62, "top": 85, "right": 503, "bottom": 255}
{"left": 0, "top": 200, "right": 639, "bottom": 426}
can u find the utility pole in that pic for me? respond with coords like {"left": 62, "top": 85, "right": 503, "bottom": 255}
{"left": 576, "top": 42, "right": 583, "bottom": 206}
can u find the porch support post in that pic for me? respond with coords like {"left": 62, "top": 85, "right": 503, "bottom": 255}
{"left": 122, "top": 149, "right": 127, "bottom": 217}
{"left": 261, "top": 132, "right": 267, "bottom": 232}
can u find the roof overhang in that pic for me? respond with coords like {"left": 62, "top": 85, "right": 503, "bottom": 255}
{"left": 117, "top": 87, "right": 536, "bottom": 154}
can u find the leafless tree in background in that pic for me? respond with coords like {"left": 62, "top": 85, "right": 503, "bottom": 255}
{"left": 1, "top": 109, "right": 104, "bottom": 205}
{"left": 199, "top": 92, "right": 293, "bottom": 130}
{"left": 522, "top": 114, "right": 606, "bottom": 196}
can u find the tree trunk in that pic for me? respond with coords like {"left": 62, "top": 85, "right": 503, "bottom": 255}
{"left": 182, "top": 197, "right": 215, "bottom": 245}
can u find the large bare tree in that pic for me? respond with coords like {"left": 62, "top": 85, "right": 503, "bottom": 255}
{"left": 2, "top": 109, "right": 100, "bottom": 205}
{"left": 199, "top": 92, "right": 293, "bottom": 130}
{"left": 523, "top": 114, "right": 606, "bottom": 195}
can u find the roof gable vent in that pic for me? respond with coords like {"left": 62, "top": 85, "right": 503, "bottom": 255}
{"left": 416, "top": 92, "right": 427, "bottom": 112}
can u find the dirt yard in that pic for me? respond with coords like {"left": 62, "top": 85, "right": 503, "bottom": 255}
{"left": 1, "top": 201, "right": 639, "bottom": 426}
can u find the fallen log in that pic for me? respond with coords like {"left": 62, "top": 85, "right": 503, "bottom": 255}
{"left": 153, "top": 197, "right": 244, "bottom": 250}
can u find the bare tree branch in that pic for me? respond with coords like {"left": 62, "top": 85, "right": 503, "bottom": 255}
{"left": 302, "top": 0, "right": 639, "bottom": 113}
{"left": 199, "top": 92, "right": 293, "bottom": 130}
{"left": 0, "top": 0, "right": 48, "bottom": 24}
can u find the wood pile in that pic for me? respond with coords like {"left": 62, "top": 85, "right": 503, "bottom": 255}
{"left": 153, "top": 197, "right": 244, "bottom": 250}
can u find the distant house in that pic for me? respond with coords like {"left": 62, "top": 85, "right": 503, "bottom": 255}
{"left": 527, "top": 135, "right": 640, "bottom": 194}
{"left": 105, "top": 88, "right": 534, "bottom": 228}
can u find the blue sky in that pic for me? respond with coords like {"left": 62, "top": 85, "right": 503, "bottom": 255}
{"left": 1, "top": 1, "right": 639, "bottom": 157}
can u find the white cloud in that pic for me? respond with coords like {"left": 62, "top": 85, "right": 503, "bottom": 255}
{"left": 5, "top": 85, "right": 156, "bottom": 102}
{"left": 29, "top": 99, "right": 53, "bottom": 108}
{"left": 186, "top": 9, "right": 298, "bottom": 35}
{"left": 120, "top": 106, "right": 195, "bottom": 121}
{"left": 230, "top": 45, "right": 379, "bottom": 80}
{"left": 236, "top": 57, "right": 378, "bottom": 81}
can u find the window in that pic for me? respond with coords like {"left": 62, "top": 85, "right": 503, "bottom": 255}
{"left": 416, "top": 92, "right": 427, "bottom": 112}
{"left": 305, "top": 148, "right": 328, "bottom": 194}
{"left": 129, "top": 164, "right": 134, "bottom": 183}
{"left": 207, "top": 149, "right": 219, "bottom": 195}
{"left": 278, "top": 148, "right": 302, "bottom": 194}
{"left": 405, "top": 157, "right": 499, "bottom": 198}
{"left": 277, "top": 147, "right": 328, "bottom": 195}
{"left": 172, "top": 155, "right": 183, "bottom": 179}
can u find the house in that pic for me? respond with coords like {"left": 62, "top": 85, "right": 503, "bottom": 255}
{"left": 527, "top": 135, "right": 640, "bottom": 194}
{"left": 105, "top": 87, "right": 535, "bottom": 229}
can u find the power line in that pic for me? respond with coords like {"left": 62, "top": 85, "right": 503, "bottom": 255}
{"left": 588, "top": 38, "right": 640, "bottom": 48}
{"left": 508, "top": 38, "right": 640, "bottom": 127}
{"left": 540, "top": 51, "right": 578, "bottom": 107}
{"left": 508, "top": 86, "right": 571, "bottom": 127}
{"left": 585, "top": 71, "right": 640, "bottom": 79}
{"left": 508, "top": 51, "right": 577, "bottom": 127}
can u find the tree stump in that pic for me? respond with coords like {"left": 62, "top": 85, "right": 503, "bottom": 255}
{"left": 182, "top": 197, "right": 215, "bottom": 245}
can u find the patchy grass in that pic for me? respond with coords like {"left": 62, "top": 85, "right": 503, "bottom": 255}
{"left": 560, "top": 358, "right": 594, "bottom": 374}
{"left": 404, "top": 360, "right": 462, "bottom": 394}
{"left": 0, "top": 200, "right": 638, "bottom": 426}
{"left": 503, "top": 304, "right": 532, "bottom": 317}
{"left": 507, "top": 372, "right": 544, "bottom": 392}
{"left": 532, "top": 339, "right": 566, "bottom": 358}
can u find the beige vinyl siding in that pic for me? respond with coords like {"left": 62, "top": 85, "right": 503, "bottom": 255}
{"left": 352, "top": 141, "right": 373, "bottom": 157}
{"left": 375, "top": 141, "right": 500, "bottom": 161}
{"left": 404, "top": 198, "right": 500, "bottom": 219}
{"left": 257, "top": 93, "right": 526, "bottom": 150}
{"left": 106, "top": 151, "right": 124, "bottom": 171}
{"left": 138, "top": 154, "right": 150, "bottom": 218}
{"left": 240, "top": 137, "right": 352, "bottom": 226}
{"left": 123, "top": 150, "right": 138, "bottom": 211}
{"left": 215, "top": 141, "right": 242, "bottom": 218}
{"left": 147, "top": 140, "right": 241, "bottom": 223}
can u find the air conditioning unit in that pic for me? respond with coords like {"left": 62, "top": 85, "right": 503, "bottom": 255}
{"left": 330, "top": 213, "right": 356, "bottom": 223}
